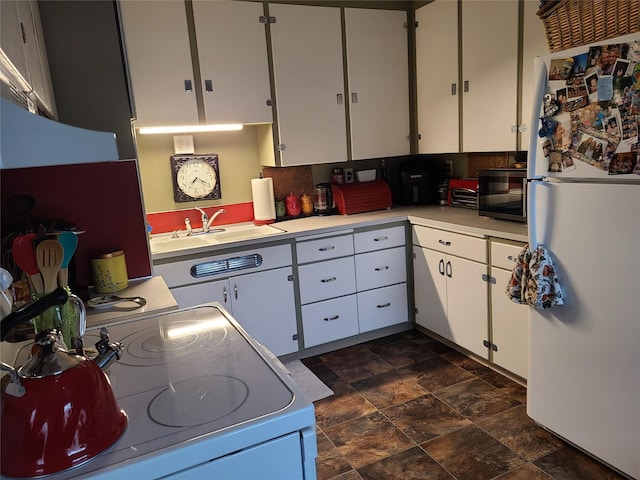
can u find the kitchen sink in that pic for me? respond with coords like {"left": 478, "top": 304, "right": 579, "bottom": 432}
{"left": 149, "top": 224, "right": 286, "bottom": 253}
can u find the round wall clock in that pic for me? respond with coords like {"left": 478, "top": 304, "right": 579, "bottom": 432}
{"left": 170, "top": 154, "right": 221, "bottom": 203}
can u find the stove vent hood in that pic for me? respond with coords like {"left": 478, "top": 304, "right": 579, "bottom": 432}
{"left": 0, "top": 97, "right": 118, "bottom": 169}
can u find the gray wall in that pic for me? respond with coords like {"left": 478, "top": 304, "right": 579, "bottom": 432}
{"left": 38, "top": 0, "right": 136, "bottom": 160}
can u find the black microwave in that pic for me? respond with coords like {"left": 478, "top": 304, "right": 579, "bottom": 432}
{"left": 478, "top": 168, "right": 527, "bottom": 223}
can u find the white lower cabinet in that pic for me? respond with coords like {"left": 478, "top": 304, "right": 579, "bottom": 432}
{"left": 412, "top": 226, "right": 489, "bottom": 358}
{"left": 413, "top": 245, "right": 488, "bottom": 358}
{"left": 489, "top": 240, "right": 528, "bottom": 379}
{"left": 301, "top": 295, "right": 359, "bottom": 348}
{"left": 297, "top": 224, "right": 409, "bottom": 349}
{"left": 154, "top": 244, "right": 298, "bottom": 357}
{"left": 413, "top": 225, "right": 529, "bottom": 379}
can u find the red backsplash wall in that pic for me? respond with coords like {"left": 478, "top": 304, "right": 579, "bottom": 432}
{"left": 1, "top": 161, "right": 151, "bottom": 287}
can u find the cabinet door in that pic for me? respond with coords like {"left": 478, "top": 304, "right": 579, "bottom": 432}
{"left": 412, "top": 246, "right": 449, "bottom": 339}
{"left": 170, "top": 279, "right": 230, "bottom": 309}
{"left": 1, "top": 1, "right": 29, "bottom": 83}
{"left": 344, "top": 8, "right": 409, "bottom": 160}
{"left": 269, "top": 4, "right": 347, "bottom": 165}
{"left": 193, "top": 1, "right": 272, "bottom": 124}
{"left": 521, "top": 0, "right": 549, "bottom": 151}
{"left": 445, "top": 255, "right": 489, "bottom": 358}
{"left": 416, "top": 0, "right": 459, "bottom": 154}
{"left": 461, "top": 0, "right": 519, "bottom": 152}
{"left": 491, "top": 267, "right": 528, "bottom": 378}
{"left": 119, "top": 0, "right": 198, "bottom": 126}
{"left": 230, "top": 267, "right": 298, "bottom": 356}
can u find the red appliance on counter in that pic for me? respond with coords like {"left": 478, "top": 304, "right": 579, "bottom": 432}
{"left": 447, "top": 178, "right": 479, "bottom": 209}
{"left": 332, "top": 179, "right": 392, "bottom": 215}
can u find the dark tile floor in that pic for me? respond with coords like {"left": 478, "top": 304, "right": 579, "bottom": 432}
{"left": 302, "top": 329, "right": 626, "bottom": 480}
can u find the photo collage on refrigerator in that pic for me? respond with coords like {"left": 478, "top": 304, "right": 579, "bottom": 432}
{"left": 540, "top": 38, "right": 640, "bottom": 175}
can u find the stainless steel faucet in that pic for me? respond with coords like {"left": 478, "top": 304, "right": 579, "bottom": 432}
{"left": 195, "top": 207, "right": 225, "bottom": 232}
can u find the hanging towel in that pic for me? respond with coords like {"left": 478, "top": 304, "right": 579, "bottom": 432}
{"left": 507, "top": 244, "right": 564, "bottom": 309}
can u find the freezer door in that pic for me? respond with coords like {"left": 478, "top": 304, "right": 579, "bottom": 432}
{"left": 527, "top": 181, "right": 640, "bottom": 478}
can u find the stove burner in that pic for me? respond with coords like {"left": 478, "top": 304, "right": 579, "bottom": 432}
{"left": 148, "top": 375, "right": 249, "bottom": 427}
{"left": 118, "top": 321, "right": 228, "bottom": 366}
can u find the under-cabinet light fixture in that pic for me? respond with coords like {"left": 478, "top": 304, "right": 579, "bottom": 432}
{"left": 138, "top": 124, "right": 243, "bottom": 134}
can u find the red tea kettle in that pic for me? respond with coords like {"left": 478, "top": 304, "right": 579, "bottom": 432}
{"left": 0, "top": 288, "right": 127, "bottom": 477}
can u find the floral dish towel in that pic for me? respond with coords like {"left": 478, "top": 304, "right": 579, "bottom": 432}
{"left": 507, "top": 244, "right": 564, "bottom": 309}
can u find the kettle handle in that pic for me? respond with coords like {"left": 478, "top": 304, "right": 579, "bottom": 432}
{"left": 0, "top": 287, "right": 68, "bottom": 341}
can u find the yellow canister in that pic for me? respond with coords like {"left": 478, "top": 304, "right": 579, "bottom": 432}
{"left": 90, "top": 249, "right": 129, "bottom": 293}
{"left": 300, "top": 194, "right": 313, "bottom": 215}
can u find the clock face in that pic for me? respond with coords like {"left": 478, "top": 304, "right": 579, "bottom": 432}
{"left": 171, "top": 155, "right": 221, "bottom": 203}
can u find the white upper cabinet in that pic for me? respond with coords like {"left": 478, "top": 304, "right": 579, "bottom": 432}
{"left": 192, "top": 1, "right": 271, "bottom": 124}
{"left": 269, "top": 3, "right": 347, "bottom": 165}
{"left": 1, "top": 0, "right": 56, "bottom": 117}
{"left": 119, "top": 1, "right": 198, "bottom": 126}
{"left": 345, "top": 8, "right": 410, "bottom": 160}
{"left": 416, "top": 0, "right": 459, "bottom": 154}
{"left": 461, "top": 0, "right": 519, "bottom": 152}
{"left": 416, "top": 0, "right": 520, "bottom": 153}
{"left": 119, "top": 0, "right": 271, "bottom": 127}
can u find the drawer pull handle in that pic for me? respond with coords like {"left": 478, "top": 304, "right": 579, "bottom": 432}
{"left": 446, "top": 261, "right": 452, "bottom": 278}
{"left": 507, "top": 255, "right": 516, "bottom": 262}
{"left": 377, "top": 302, "right": 391, "bottom": 308}
{"left": 321, "top": 277, "right": 337, "bottom": 283}
{"left": 439, "top": 259, "right": 445, "bottom": 276}
{"left": 374, "top": 236, "right": 388, "bottom": 242}
{"left": 319, "top": 246, "right": 335, "bottom": 252}
{"left": 324, "top": 315, "right": 339, "bottom": 321}
{"left": 438, "top": 239, "right": 451, "bottom": 246}
{"left": 375, "top": 266, "right": 389, "bottom": 271}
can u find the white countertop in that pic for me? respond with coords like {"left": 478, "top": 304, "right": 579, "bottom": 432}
{"left": 151, "top": 205, "right": 528, "bottom": 261}
{"left": 86, "top": 276, "right": 178, "bottom": 329}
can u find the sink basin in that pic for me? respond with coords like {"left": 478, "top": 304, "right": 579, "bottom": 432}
{"left": 150, "top": 224, "right": 286, "bottom": 253}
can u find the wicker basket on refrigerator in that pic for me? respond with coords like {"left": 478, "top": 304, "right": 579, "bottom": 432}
{"left": 537, "top": 0, "right": 640, "bottom": 52}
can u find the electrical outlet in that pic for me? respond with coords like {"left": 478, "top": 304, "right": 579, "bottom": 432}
{"left": 344, "top": 168, "right": 354, "bottom": 183}
{"left": 173, "top": 135, "right": 195, "bottom": 154}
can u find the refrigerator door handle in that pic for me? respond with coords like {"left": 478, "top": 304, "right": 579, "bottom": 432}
{"left": 528, "top": 58, "right": 548, "bottom": 180}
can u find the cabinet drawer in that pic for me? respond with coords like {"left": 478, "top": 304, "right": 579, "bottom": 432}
{"left": 296, "top": 233, "right": 354, "bottom": 264}
{"left": 298, "top": 257, "right": 356, "bottom": 304}
{"left": 301, "top": 295, "right": 358, "bottom": 348}
{"left": 412, "top": 225, "right": 486, "bottom": 263}
{"left": 355, "top": 246, "right": 407, "bottom": 291}
{"left": 357, "top": 283, "right": 408, "bottom": 333}
{"left": 354, "top": 225, "right": 405, "bottom": 253}
{"left": 491, "top": 241, "right": 524, "bottom": 270}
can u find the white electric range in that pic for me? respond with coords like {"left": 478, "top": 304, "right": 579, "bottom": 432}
{"left": 6, "top": 303, "right": 317, "bottom": 480}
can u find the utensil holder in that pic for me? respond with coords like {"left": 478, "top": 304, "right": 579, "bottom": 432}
{"left": 32, "top": 287, "right": 78, "bottom": 348}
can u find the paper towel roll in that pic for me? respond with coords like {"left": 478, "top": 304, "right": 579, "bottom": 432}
{"left": 251, "top": 177, "right": 276, "bottom": 224}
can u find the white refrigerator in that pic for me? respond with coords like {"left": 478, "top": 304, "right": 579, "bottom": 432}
{"left": 527, "top": 33, "right": 640, "bottom": 479}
